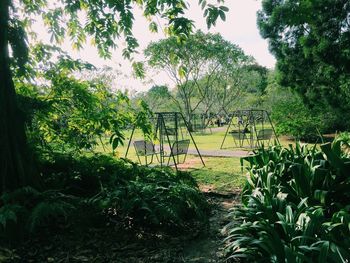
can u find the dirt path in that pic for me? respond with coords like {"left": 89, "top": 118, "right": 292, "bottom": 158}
{"left": 187, "top": 148, "right": 250, "bottom": 157}
{"left": 180, "top": 190, "right": 240, "bottom": 262}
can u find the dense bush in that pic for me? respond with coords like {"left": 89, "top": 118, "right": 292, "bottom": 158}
{"left": 0, "top": 154, "right": 209, "bottom": 243}
{"left": 271, "top": 99, "right": 324, "bottom": 141}
{"left": 224, "top": 136, "right": 350, "bottom": 262}
{"left": 262, "top": 72, "right": 341, "bottom": 142}
{"left": 268, "top": 88, "right": 328, "bottom": 142}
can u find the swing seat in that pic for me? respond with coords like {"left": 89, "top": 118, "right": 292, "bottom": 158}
{"left": 133, "top": 140, "right": 159, "bottom": 165}
{"left": 164, "top": 139, "right": 190, "bottom": 165}
{"left": 229, "top": 131, "right": 248, "bottom": 147}
{"left": 257, "top": 129, "right": 273, "bottom": 140}
{"left": 256, "top": 129, "right": 273, "bottom": 146}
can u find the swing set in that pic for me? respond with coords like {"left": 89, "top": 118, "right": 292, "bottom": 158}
{"left": 125, "top": 112, "right": 205, "bottom": 170}
{"left": 220, "top": 109, "right": 279, "bottom": 149}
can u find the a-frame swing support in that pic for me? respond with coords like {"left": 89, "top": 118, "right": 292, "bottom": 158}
{"left": 220, "top": 109, "right": 279, "bottom": 149}
{"left": 125, "top": 112, "right": 205, "bottom": 170}
{"left": 180, "top": 113, "right": 205, "bottom": 167}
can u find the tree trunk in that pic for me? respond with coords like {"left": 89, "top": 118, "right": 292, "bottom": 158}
{"left": 0, "top": 0, "right": 37, "bottom": 195}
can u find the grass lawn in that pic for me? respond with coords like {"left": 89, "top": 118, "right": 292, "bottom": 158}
{"left": 93, "top": 126, "right": 299, "bottom": 193}
{"left": 104, "top": 127, "right": 296, "bottom": 161}
{"left": 187, "top": 156, "right": 246, "bottom": 192}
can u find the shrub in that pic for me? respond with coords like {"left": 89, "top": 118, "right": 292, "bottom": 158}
{"left": 224, "top": 135, "right": 350, "bottom": 262}
{"left": 0, "top": 154, "right": 209, "bottom": 243}
{"left": 270, "top": 95, "right": 325, "bottom": 142}
{"left": 263, "top": 73, "right": 341, "bottom": 141}
{"left": 0, "top": 187, "right": 77, "bottom": 244}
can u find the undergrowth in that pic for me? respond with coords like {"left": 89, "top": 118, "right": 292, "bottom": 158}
{"left": 224, "top": 134, "right": 350, "bottom": 262}
{"left": 0, "top": 154, "right": 209, "bottom": 245}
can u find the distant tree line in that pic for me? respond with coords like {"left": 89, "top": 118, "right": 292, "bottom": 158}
{"left": 137, "top": 31, "right": 269, "bottom": 127}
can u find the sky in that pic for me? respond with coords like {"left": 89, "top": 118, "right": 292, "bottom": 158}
{"left": 32, "top": 0, "right": 276, "bottom": 93}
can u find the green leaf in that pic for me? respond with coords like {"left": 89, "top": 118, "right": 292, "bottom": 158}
{"left": 219, "top": 6, "right": 229, "bottom": 12}
{"left": 314, "top": 190, "right": 327, "bottom": 205}
{"left": 178, "top": 65, "right": 187, "bottom": 79}
{"left": 132, "top": 61, "right": 145, "bottom": 79}
{"left": 317, "top": 241, "right": 329, "bottom": 263}
{"left": 149, "top": 21, "right": 158, "bottom": 33}
{"left": 219, "top": 10, "right": 226, "bottom": 21}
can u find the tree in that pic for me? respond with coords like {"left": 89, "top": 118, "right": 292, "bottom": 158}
{"left": 0, "top": 0, "right": 36, "bottom": 192}
{"left": 210, "top": 61, "right": 268, "bottom": 115}
{"left": 137, "top": 85, "right": 175, "bottom": 112}
{"left": 244, "top": 64, "right": 268, "bottom": 95}
{"left": 262, "top": 71, "right": 328, "bottom": 141}
{"left": 145, "top": 31, "right": 249, "bottom": 124}
{"left": 258, "top": 0, "right": 350, "bottom": 130}
{"left": 17, "top": 45, "right": 138, "bottom": 155}
{"left": 0, "top": 0, "right": 227, "bottom": 194}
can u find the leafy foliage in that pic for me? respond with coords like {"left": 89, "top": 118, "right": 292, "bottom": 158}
{"left": 145, "top": 30, "right": 253, "bottom": 122}
{"left": 258, "top": 0, "right": 350, "bottom": 130}
{"left": 14, "top": 44, "right": 153, "bottom": 154}
{"left": 0, "top": 154, "right": 209, "bottom": 243}
{"left": 270, "top": 91, "right": 324, "bottom": 141}
{"left": 0, "top": 187, "right": 77, "bottom": 242}
{"left": 11, "top": 0, "right": 228, "bottom": 60}
{"left": 224, "top": 136, "right": 350, "bottom": 262}
{"left": 136, "top": 85, "right": 175, "bottom": 113}
{"left": 262, "top": 71, "right": 337, "bottom": 141}
{"left": 39, "top": 154, "right": 209, "bottom": 232}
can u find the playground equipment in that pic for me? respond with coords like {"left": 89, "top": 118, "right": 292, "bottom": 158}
{"left": 191, "top": 113, "right": 212, "bottom": 133}
{"left": 132, "top": 140, "right": 159, "bottom": 165}
{"left": 125, "top": 112, "right": 205, "bottom": 170}
{"left": 220, "top": 109, "right": 279, "bottom": 149}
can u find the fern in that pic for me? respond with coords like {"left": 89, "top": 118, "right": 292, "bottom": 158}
{"left": 29, "top": 199, "right": 74, "bottom": 232}
{"left": 0, "top": 205, "right": 23, "bottom": 228}
{"left": 1, "top": 187, "right": 40, "bottom": 204}
{"left": 102, "top": 175, "right": 209, "bottom": 232}
{"left": 0, "top": 154, "right": 209, "bottom": 239}
{"left": 0, "top": 187, "right": 78, "bottom": 237}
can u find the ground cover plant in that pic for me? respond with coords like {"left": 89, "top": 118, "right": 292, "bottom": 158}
{"left": 224, "top": 135, "right": 350, "bottom": 262}
{"left": 0, "top": 153, "right": 210, "bottom": 245}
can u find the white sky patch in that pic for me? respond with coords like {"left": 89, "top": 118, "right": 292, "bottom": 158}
{"left": 29, "top": 0, "right": 275, "bottom": 93}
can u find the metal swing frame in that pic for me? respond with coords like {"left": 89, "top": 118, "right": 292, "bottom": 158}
{"left": 220, "top": 109, "right": 279, "bottom": 149}
{"left": 125, "top": 112, "right": 205, "bottom": 170}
